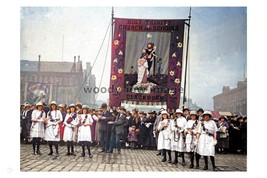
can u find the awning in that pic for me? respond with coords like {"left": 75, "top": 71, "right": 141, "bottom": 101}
{"left": 219, "top": 111, "right": 232, "bottom": 116}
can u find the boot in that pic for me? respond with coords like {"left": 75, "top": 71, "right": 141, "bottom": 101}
{"left": 55, "top": 142, "right": 59, "bottom": 157}
{"left": 32, "top": 145, "right": 36, "bottom": 155}
{"left": 181, "top": 152, "right": 185, "bottom": 166}
{"left": 189, "top": 152, "right": 194, "bottom": 168}
{"left": 87, "top": 144, "right": 93, "bottom": 158}
{"left": 203, "top": 156, "right": 208, "bottom": 170}
{"left": 195, "top": 153, "right": 200, "bottom": 169}
{"left": 161, "top": 149, "right": 167, "bottom": 162}
{"left": 81, "top": 145, "right": 85, "bottom": 157}
{"left": 211, "top": 156, "right": 218, "bottom": 171}
{"left": 48, "top": 143, "right": 53, "bottom": 155}
{"left": 36, "top": 141, "right": 42, "bottom": 155}
{"left": 167, "top": 150, "right": 172, "bottom": 163}
{"left": 70, "top": 145, "right": 76, "bottom": 156}
{"left": 156, "top": 150, "right": 162, "bottom": 156}
{"left": 172, "top": 151, "right": 178, "bottom": 164}
{"left": 66, "top": 145, "right": 71, "bottom": 156}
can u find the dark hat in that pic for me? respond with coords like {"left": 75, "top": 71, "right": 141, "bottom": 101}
{"left": 101, "top": 103, "right": 108, "bottom": 109}
{"left": 237, "top": 116, "right": 244, "bottom": 121}
{"left": 197, "top": 108, "right": 204, "bottom": 113}
{"left": 233, "top": 114, "right": 238, "bottom": 117}
{"left": 183, "top": 107, "right": 190, "bottom": 112}
{"left": 132, "top": 108, "right": 139, "bottom": 112}
{"left": 219, "top": 115, "right": 227, "bottom": 120}
{"left": 139, "top": 111, "right": 145, "bottom": 115}
{"left": 148, "top": 110, "right": 154, "bottom": 114}
{"left": 119, "top": 107, "right": 126, "bottom": 111}
{"left": 76, "top": 102, "right": 82, "bottom": 106}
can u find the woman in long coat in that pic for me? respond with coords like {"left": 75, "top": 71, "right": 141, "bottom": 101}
{"left": 78, "top": 105, "right": 94, "bottom": 158}
{"left": 30, "top": 102, "right": 46, "bottom": 155}
{"left": 44, "top": 101, "right": 63, "bottom": 157}
{"left": 63, "top": 104, "right": 79, "bottom": 156}
{"left": 157, "top": 111, "right": 172, "bottom": 163}
{"left": 196, "top": 111, "right": 219, "bottom": 171}
{"left": 171, "top": 109, "right": 187, "bottom": 165}
{"left": 217, "top": 116, "right": 230, "bottom": 154}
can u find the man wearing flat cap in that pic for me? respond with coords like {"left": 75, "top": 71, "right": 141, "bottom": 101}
{"left": 98, "top": 103, "right": 112, "bottom": 152}
{"left": 107, "top": 107, "right": 127, "bottom": 154}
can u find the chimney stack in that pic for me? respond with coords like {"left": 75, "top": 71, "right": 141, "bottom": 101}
{"left": 222, "top": 86, "right": 230, "bottom": 93}
{"left": 74, "top": 56, "right": 76, "bottom": 63}
{"left": 78, "top": 55, "right": 80, "bottom": 62}
{"left": 38, "top": 55, "right": 41, "bottom": 72}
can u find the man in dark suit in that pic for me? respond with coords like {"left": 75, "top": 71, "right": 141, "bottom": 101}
{"left": 98, "top": 103, "right": 111, "bottom": 152}
{"left": 107, "top": 107, "right": 127, "bottom": 154}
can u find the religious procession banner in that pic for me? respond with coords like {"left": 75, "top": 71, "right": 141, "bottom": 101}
{"left": 109, "top": 18, "right": 186, "bottom": 110}
{"left": 27, "top": 82, "right": 52, "bottom": 104}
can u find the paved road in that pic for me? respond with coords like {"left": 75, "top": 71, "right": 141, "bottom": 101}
{"left": 20, "top": 144, "right": 246, "bottom": 172}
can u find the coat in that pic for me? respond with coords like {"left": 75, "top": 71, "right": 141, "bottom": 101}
{"left": 30, "top": 109, "right": 45, "bottom": 138}
{"left": 78, "top": 114, "right": 94, "bottom": 142}
{"left": 128, "top": 130, "right": 138, "bottom": 142}
{"left": 98, "top": 110, "right": 111, "bottom": 131}
{"left": 63, "top": 113, "right": 79, "bottom": 142}
{"left": 44, "top": 110, "right": 63, "bottom": 141}
{"left": 197, "top": 120, "right": 218, "bottom": 156}
{"left": 112, "top": 114, "right": 126, "bottom": 136}
{"left": 171, "top": 116, "right": 187, "bottom": 152}
{"left": 157, "top": 119, "right": 172, "bottom": 150}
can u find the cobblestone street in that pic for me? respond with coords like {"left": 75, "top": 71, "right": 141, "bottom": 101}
{"left": 20, "top": 143, "right": 246, "bottom": 172}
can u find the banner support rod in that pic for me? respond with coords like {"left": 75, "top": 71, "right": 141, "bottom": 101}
{"left": 183, "top": 7, "right": 191, "bottom": 107}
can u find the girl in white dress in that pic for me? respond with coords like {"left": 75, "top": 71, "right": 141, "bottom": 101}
{"left": 157, "top": 111, "right": 172, "bottom": 163}
{"left": 30, "top": 102, "right": 46, "bottom": 155}
{"left": 44, "top": 101, "right": 63, "bottom": 157}
{"left": 171, "top": 109, "right": 187, "bottom": 166}
{"left": 196, "top": 111, "right": 219, "bottom": 171}
{"left": 78, "top": 105, "right": 94, "bottom": 158}
{"left": 184, "top": 111, "right": 199, "bottom": 168}
{"left": 63, "top": 104, "right": 78, "bottom": 156}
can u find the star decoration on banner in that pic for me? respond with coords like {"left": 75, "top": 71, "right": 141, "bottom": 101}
{"left": 169, "top": 89, "right": 175, "bottom": 96}
{"left": 176, "top": 61, "right": 181, "bottom": 66}
{"left": 175, "top": 78, "right": 180, "bottom": 84}
{"left": 118, "top": 68, "right": 123, "bottom": 74}
{"left": 118, "top": 50, "right": 123, "bottom": 55}
{"left": 172, "top": 53, "right": 176, "bottom": 58}
{"left": 111, "top": 75, "right": 117, "bottom": 81}
{"left": 113, "top": 58, "right": 118, "bottom": 63}
{"left": 116, "top": 87, "right": 122, "bottom": 92}
{"left": 114, "top": 40, "right": 119, "bottom": 45}
{"left": 169, "top": 70, "right": 175, "bottom": 76}
{"left": 176, "top": 36, "right": 179, "bottom": 39}
{"left": 177, "top": 42, "right": 183, "bottom": 48}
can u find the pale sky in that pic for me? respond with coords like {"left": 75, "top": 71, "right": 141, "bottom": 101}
{"left": 20, "top": 7, "right": 247, "bottom": 110}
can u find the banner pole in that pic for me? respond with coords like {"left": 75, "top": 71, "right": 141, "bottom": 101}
{"left": 183, "top": 7, "right": 192, "bottom": 107}
{"left": 111, "top": 7, "right": 114, "bottom": 44}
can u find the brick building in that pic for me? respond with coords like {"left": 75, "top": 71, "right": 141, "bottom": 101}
{"left": 20, "top": 55, "right": 96, "bottom": 106}
{"left": 213, "top": 79, "right": 247, "bottom": 115}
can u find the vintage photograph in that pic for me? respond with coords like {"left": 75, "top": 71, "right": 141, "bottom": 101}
{"left": 20, "top": 7, "right": 247, "bottom": 172}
